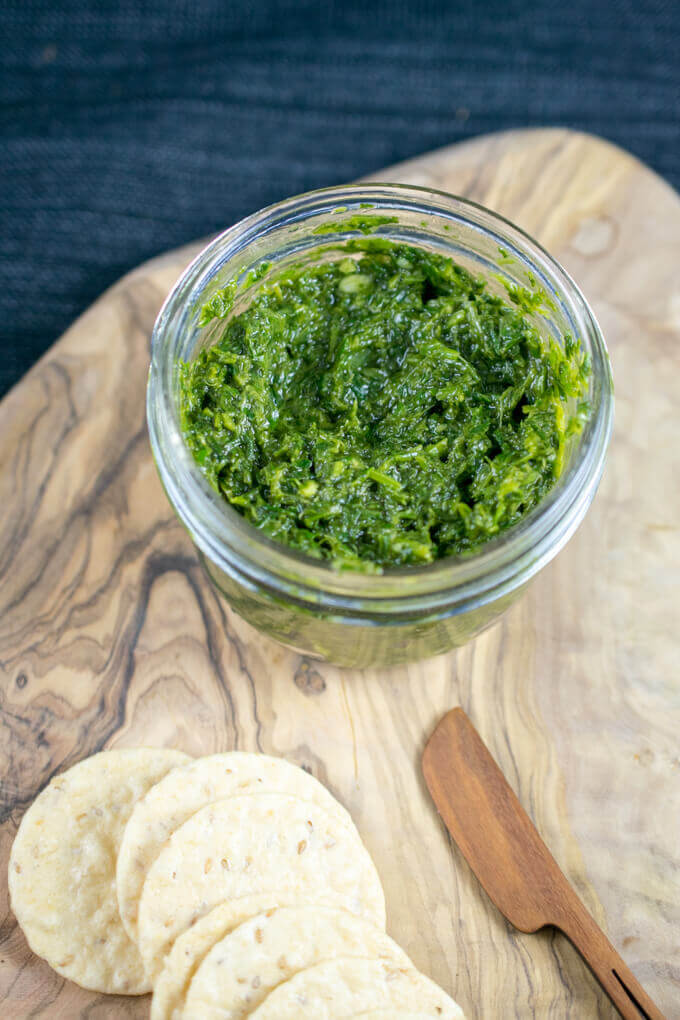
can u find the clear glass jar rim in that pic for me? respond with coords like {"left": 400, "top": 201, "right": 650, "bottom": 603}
{"left": 147, "top": 183, "right": 614, "bottom": 614}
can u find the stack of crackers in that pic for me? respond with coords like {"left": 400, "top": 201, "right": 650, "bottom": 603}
{"left": 9, "top": 748, "right": 464, "bottom": 1018}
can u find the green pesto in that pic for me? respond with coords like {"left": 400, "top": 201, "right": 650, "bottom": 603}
{"left": 179, "top": 242, "right": 590, "bottom": 571}
{"left": 312, "top": 214, "right": 399, "bottom": 235}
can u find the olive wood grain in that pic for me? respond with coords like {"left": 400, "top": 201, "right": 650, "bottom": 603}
{"left": 423, "top": 708, "right": 667, "bottom": 1020}
{"left": 1, "top": 130, "right": 679, "bottom": 1017}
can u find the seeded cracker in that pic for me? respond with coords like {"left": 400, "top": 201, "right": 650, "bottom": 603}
{"left": 137, "top": 792, "right": 386, "bottom": 981}
{"left": 117, "top": 751, "right": 356, "bottom": 941}
{"left": 151, "top": 894, "right": 363, "bottom": 1020}
{"left": 248, "top": 956, "right": 465, "bottom": 1019}
{"left": 182, "top": 905, "right": 410, "bottom": 1019}
{"left": 8, "top": 748, "right": 189, "bottom": 994}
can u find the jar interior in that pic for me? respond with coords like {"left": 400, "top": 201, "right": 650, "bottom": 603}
{"left": 149, "top": 185, "right": 611, "bottom": 612}
{"left": 173, "top": 200, "right": 592, "bottom": 489}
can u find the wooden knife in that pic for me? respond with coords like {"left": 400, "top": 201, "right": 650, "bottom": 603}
{"left": 422, "top": 708, "right": 666, "bottom": 1020}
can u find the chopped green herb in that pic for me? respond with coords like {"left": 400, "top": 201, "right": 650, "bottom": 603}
{"left": 312, "top": 214, "right": 399, "bottom": 236}
{"left": 180, "top": 242, "right": 590, "bottom": 571}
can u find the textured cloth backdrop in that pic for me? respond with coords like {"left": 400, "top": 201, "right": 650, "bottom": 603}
{"left": 1, "top": 0, "right": 678, "bottom": 396}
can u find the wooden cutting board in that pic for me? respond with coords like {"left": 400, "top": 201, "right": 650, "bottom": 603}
{"left": 0, "top": 129, "right": 678, "bottom": 1019}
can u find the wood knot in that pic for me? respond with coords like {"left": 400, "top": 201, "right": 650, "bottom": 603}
{"left": 294, "top": 660, "right": 326, "bottom": 695}
{"left": 15, "top": 673, "right": 27, "bottom": 690}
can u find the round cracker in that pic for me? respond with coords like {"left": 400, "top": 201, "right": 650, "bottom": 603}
{"left": 152, "top": 893, "right": 361, "bottom": 1020}
{"left": 137, "top": 792, "right": 386, "bottom": 981}
{"left": 248, "top": 957, "right": 465, "bottom": 1019}
{"left": 183, "top": 905, "right": 411, "bottom": 1019}
{"left": 118, "top": 751, "right": 355, "bottom": 941}
{"left": 8, "top": 748, "right": 190, "bottom": 994}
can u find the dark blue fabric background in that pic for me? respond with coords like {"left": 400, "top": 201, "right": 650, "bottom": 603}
{"left": 1, "top": 0, "right": 678, "bottom": 397}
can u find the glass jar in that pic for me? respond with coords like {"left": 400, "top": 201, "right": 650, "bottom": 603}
{"left": 147, "top": 185, "right": 613, "bottom": 668}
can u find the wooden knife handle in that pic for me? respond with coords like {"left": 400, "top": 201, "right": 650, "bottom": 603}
{"left": 555, "top": 894, "right": 666, "bottom": 1020}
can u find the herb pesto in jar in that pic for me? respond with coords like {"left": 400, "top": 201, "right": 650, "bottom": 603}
{"left": 179, "top": 242, "right": 590, "bottom": 571}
